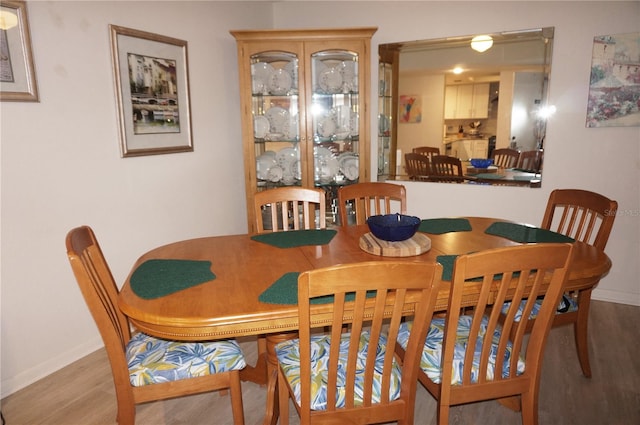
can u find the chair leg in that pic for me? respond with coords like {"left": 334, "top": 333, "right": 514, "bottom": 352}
{"left": 277, "top": 369, "right": 290, "bottom": 425}
{"left": 520, "top": 390, "right": 538, "bottom": 425}
{"left": 574, "top": 289, "right": 593, "bottom": 378}
{"left": 437, "top": 404, "right": 450, "bottom": 425}
{"left": 229, "top": 371, "right": 245, "bottom": 425}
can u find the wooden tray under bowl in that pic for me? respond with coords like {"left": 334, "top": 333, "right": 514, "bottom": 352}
{"left": 467, "top": 166, "right": 497, "bottom": 174}
{"left": 359, "top": 232, "right": 431, "bottom": 257}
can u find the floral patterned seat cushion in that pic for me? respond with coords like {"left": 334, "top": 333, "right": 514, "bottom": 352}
{"left": 275, "top": 332, "right": 402, "bottom": 411}
{"left": 126, "top": 332, "right": 247, "bottom": 387}
{"left": 501, "top": 295, "right": 578, "bottom": 322}
{"left": 397, "top": 316, "right": 525, "bottom": 385}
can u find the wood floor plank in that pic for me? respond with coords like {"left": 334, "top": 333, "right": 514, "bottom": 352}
{"left": 2, "top": 300, "right": 639, "bottom": 425}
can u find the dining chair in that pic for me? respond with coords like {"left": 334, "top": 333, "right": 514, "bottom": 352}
{"left": 66, "top": 226, "right": 246, "bottom": 425}
{"left": 517, "top": 150, "right": 543, "bottom": 172}
{"left": 491, "top": 148, "right": 520, "bottom": 168}
{"left": 412, "top": 146, "right": 440, "bottom": 161}
{"left": 506, "top": 189, "right": 617, "bottom": 378}
{"left": 275, "top": 261, "right": 444, "bottom": 425}
{"left": 337, "top": 182, "right": 407, "bottom": 226}
{"left": 254, "top": 187, "right": 326, "bottom": 233}
{"left": 430, "top": 155, "right": 467, "bottom": 183}
{"left": 404, "top": 152, "right": 431, "bottom": 181}
{"left": 397, "top": 243, "right": 574, "bottom": 425}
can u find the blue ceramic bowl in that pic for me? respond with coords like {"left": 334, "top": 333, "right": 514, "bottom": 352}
{"left": 470, "top": 158, "right": 494, "bottom": 168}
{"left": 366, "top": 214, "right": 421, "bottom": 242}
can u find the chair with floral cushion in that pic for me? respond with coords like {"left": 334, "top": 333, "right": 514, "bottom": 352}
{"left": 337, "top": 182, "right": 407, "bottom": 226}
{"left": 275, "top": 261, "right": 444, "bottom": 425}
{"left": 66, "top": 226, "right": 246, "bottom": 425}
{"left": 396, "top": 244, "right": 574, "bottom": 425}
{"left": 502, "top": 189, "right": 617, "bottom": 378}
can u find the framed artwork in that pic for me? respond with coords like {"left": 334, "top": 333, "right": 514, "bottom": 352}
{"left": 399, "top": 95, "right": 422, "bottom": 123}
{"left": 110, "top": 24, "right": 193, "bottom": 157}
{"left": 586, "top": 32, "right": 640, "bottom": 128}
{"left": 0, "top": 0, "right": 39, "bottom": 102}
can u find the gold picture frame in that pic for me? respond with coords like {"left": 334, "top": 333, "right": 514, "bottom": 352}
{"left": 109, "top": 24, "right": 193, "bottom": 157}
{"left": 0, "top": 0, "right": 39, "bottom": 102}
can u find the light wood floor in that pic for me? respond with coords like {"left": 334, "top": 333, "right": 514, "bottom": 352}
{"left": 2, "top": 300, "right": 639, "bottom": 425}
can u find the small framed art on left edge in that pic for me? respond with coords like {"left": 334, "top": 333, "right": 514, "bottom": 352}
{"left": 0, "top": 0, "right": 39, "bottom": 102}
{"left": 109, "top": 24, "right": 193, "bottom": 157}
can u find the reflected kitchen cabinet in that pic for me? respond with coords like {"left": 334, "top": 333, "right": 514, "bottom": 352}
{"left": 444, "top": 83, "right": 490, "bottom": 119}
{"left": 231, "top": 28, "right": 377, "bottom": 233}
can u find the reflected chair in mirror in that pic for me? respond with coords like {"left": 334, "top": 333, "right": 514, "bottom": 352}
{"left": 491, "top": 148, "right": 520, "bottom": 168}
{"left": 254, "top": 187, "right": 326, "bottom": 233}
{"left": 430, "top": 155, "right": 467, "bottom": 183}
{"left": 276, "top": 261, "right": 444, "bottom": 425}
{"left": 503, "top": 189, "right": 617, "bottom": 378}
{"left": 66, "top": 226, "right": 246, "bottom": 425}
{"left": 396, "top": 244, "right": 574, "bottom": 425}
{"left": 337, "top": 182, "right": 407, "bottom": 227}
{"left": 404, "top": 152, "right": 431, "bottom": 181}
{"left": 517, "top": 150, "right": 543, "bottom": 172}
{"left": 412, "top": 146, "right": 440, "bottom": 161}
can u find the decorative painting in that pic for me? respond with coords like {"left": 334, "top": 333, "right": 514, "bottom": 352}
{"left": 399, "top": 95, "right": 422, "bottom": 123}
{"left": 586, "top": 32, "right": 640, "bottom": 128}
{"left": 0, "top": 0, "right": 38, "bottom": 102}
{"left": 110, "top": 25, "right": 193, "bottom": 157}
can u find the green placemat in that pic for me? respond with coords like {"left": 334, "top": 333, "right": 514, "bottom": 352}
{"left": 130, "top": 259, "right": 215, "bottom": 299}
{"left": 251, "top": 229, "right": 337, "bottom": 248}
{"left": 259, "top": 272, "right": 375, "bottom": 305}
{"left": 436, "top": 255, "right": 457, "bottom": 281}
{"left": 485, "top": 222, "right": 575, "bottom": 243}
{"left": 474, "top": 173, "right": 505, "bottom": 180}
{"left": 419, "top": 218, "right": 472, "bottom": 234}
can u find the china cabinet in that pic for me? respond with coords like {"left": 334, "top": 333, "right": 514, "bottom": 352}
{"left": 231, "top": 27, "right": 377, "bottom": 233}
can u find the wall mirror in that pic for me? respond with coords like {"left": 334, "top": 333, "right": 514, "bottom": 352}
{"left": 377, "top": 27, "right": 554, "bottom": 187}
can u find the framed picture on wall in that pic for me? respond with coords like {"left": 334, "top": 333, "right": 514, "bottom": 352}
{"left": 0, "top": 0, "right": 39, "bottom": 102}
{"left": 109, "top": 25, "right": 193, "bottom": 157}
{"left": 586, "top": 32, "right": 640, "bottom": 128}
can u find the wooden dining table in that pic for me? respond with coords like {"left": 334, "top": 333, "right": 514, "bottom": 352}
{"left": 118, "top": 217, "right": 611, "bottom": 424}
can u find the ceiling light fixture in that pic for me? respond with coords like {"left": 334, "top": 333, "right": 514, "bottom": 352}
{"left": 0, "top": 10, "right": 18, "bottom": 30}
{"left": 470, "top": 35, "right": 493, "bottom": 53}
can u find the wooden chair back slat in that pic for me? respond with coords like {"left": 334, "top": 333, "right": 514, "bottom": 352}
{"left": 491, "top": 148, "right": 520, "bottom": 168}
{"left": 337, "top": 182, "right": 407, "bottom": 226}
{"left": 404, "top": 152, "right": 431, "bottom": 181}
{"left": 254, "top": 187, "right": 326, "bottom": 233}
{"left": 541, "top": 189, "right": 617, "bottom": 250}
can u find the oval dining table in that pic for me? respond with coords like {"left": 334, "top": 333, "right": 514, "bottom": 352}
{"left": 118, "top": 217, "right": 611, "bottom": 425}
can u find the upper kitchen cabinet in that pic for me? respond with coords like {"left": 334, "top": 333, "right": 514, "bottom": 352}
{"left": 444, "top": 83, "right": 490, "bottom": 119}
{"left": 231, "top": 28, "right": 377, "bottom": 233}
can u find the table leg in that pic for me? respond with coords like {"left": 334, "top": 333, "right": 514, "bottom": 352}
{"left": 262, "top": 332, "right": 298, "bottom": 425}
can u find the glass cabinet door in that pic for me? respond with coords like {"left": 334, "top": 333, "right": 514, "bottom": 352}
{"left": 251, "top": 51, "right": 301, "bottom": 188}
{"left": 309, "top": 50, "right": 360, "bottom": 189}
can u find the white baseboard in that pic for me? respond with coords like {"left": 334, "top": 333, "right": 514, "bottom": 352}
{"left": 1, "top": 337, "right": 103, "bottom": 399}
{"left": 593, "top": 288, "right": 640, "bottom": 307}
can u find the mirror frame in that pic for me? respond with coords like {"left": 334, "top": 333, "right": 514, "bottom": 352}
{"left": 377, "top": 27, "right": 554, "bottom": 187}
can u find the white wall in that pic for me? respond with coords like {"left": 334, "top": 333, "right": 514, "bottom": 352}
{"left": 397, "top": 73, "right": 446, "bottom": 164}
{"left": 0, "top": 0, "right": 272, "bottom": 397}
{"left": 1, "top": 0, "right": 638, "bottom": 398}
